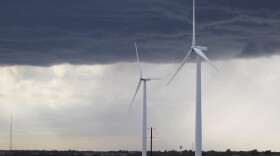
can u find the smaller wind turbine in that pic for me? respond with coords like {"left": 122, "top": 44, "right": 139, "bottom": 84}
{"left": 128, "top": 42, "right": 160, "bottom": 156}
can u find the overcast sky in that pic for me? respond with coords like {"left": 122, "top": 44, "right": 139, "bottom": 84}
{"left": 0, "top": 0, "right": 280, "bottom": 152}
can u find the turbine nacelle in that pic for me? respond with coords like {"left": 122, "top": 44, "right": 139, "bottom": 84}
{"left": 140, "top": 78, "right": 151, "bottom": 81}
{"left": 140, "top": 77, "right": 160, "bottom": 81}
{"left": 192, "top": 46, "right": 208, "bottom": 52}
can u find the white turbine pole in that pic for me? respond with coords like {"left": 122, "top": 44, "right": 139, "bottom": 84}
{"left": 195, "top": 56, "right": 202, "bottom": 156}
{"left": 142, "top": 80, "right": 147, "bottom": 156}
{"left": 193, "top": 0, "right": 202, "bottom": 155}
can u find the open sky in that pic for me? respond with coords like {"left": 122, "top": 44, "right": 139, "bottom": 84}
{"left": 0, "top": 0, "right": 280, "bottom": 151}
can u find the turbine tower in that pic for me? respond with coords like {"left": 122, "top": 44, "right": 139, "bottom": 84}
{"left": 128, "top": 43, "right": 160, "bottom": 156}
{"left": 167, "top": 0, "right": 218, "bottom": 156}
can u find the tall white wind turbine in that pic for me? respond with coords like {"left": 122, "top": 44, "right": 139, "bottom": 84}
{"left": 128, "top": 42, "right": 160, "bottom": 156}
{"left": 167, "top": 0, "right": 218, "bottom": 156}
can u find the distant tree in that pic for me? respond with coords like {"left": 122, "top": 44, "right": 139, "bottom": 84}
{"left": 225, "top": 149, "right": 232, "bottom": 156}
{"left": 249, "top": 149, "right": 259, "bottom": 156}
{"left": 263, "top": 150, "right": 271, "bottom": 155}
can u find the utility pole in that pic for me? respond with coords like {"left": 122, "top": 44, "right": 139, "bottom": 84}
{"left": 149, "top": 127, "right": 156, "bottom": 156}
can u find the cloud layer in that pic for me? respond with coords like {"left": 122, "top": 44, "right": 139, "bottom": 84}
{"left": 0, "top": 0, "right": 280, "bottom": 65}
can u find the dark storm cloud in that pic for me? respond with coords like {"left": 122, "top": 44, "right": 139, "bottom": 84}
{"left": 0, "top": 0, "right": 280, "bottom": 66}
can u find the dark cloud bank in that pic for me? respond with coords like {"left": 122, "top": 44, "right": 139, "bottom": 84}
{"left": 0, "top": 0, "right": 280, "bottom": 66}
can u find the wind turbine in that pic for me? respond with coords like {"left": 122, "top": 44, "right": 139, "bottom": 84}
{"left": 128, "top": 42, "right": 159, "bottom": 156}
{"left": 167, "top": 0, "right": 218, "bottom": 156}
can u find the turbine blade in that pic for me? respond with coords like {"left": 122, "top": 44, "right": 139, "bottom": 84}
{"left": 193, "top": 48, "right": 218, "bottom": 71}
{"left": 135, "top": 42, "right": 143, "bottom": 77}
{"left": 128, "top": 80, "right": 142, "bottom": 113}
{"left": 192, "top": 0, "right": 196, "bottom": 46}
{"left": 167, "top": 49, "right": 193, "bottom": 85}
